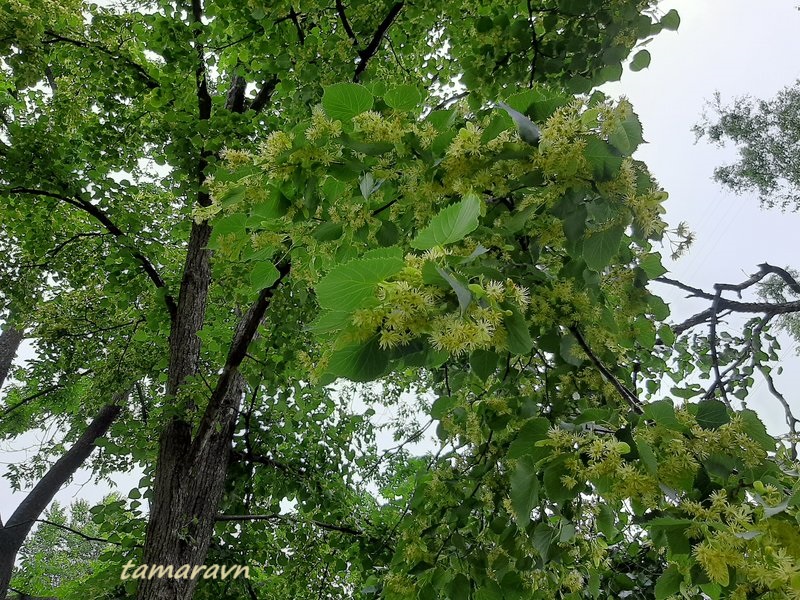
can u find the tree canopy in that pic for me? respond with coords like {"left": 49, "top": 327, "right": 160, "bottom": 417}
{"left": 1, "top": 2, "right": 800, "bottom": 600}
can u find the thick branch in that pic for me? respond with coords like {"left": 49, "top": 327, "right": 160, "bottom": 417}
{"left": 191, "top": 262, "right": 291, "bottom": 454}
{"left": 656, "top": 274, "right": 800, "bottom": 336}
{"left": 353, "top": 2, "right": 404, "bottom": 82}
{"left": 759, "top": 262, "right": 800, "bottom": 296}
{"left": 249, "top": 77, "right": 280, "bottom": 114}
{"left": 288, "top": 6, "right": 305, "bottom": 45}
{"left": 5, "top": 401, "right": 124, "bottom": 534}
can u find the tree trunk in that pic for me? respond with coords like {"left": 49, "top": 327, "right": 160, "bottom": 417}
{"left": 0, "top": 402, "right": 123, "bottom": 600}
{"left": 137, "top": 221, "right": 288, "bottom": 600}
{"left": 135, "top": 375, "right": 244, "bottom": 600}
{"left": 0, "top": 325, "right": 23, "bottom": 390}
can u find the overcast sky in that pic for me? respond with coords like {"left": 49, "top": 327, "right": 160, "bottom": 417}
{"left": 603, "top": 0, "right": 800, "bottom": 436}
{"left": 3, "top": 0, "right": 800, "bottom": 520}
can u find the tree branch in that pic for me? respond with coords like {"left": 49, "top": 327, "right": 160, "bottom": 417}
{"left": 4, "top": 399, "right": 125, "bottom": 549}
{"left": 708, "top": 286, "right": 731, "bottom": 407}
{"left": 249, "top": 77, "right": 280, "bottom": 114}
{"left": 570, "top": 326, "right": 642, "bottom": 412}
{"left": 7, "top": 518, "right": 131, "bottom": 546}
{"left": 42, "top": 31, "right": 158, "bottom": 90}
{"left": 191, "top": 262, "right": 291, "bottom": 453}
{"left": 8, "top": 586, "right": 58, "bottom": 600}
{"left": 2, "top": 187, "right": 176, "bottom": 318}
{"left": 0, "top": 375, "right": 93, "bottom": 423}
{"left": 759, "top": 262, "right": 800, "bottom": 296}
{"left": 353, "top": 2, "right": 404, "bottom": 82}
{"left": 288, "top": 6, "right": 305, "bottom": 45}
{"left": 336, "top": 0, "right": 358, "bottom": 44}
{"left": 216, "top": 513, "right": 363, "bottom": 536}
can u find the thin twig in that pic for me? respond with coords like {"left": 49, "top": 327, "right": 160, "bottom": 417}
{"left": 570, "top": 326, "right": 641, "bottom": 412}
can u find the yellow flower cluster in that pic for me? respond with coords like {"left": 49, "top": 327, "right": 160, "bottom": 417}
{"left": 305, "top": 105, "right": 343, "bottom": 143}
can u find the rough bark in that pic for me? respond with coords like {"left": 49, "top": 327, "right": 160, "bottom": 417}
{"left": 0, "top": 325, "right": 23, "bottom": 390}
{"left": 136, "top": 375, "right": 244, "bottom": 600}
{"left": 0, "top": 402, "right": 123, "bottom": 600}
{"left": 137, "top": 261, "right": 289, "bottom": 600}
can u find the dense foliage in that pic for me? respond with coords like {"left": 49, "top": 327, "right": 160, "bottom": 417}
{"left": 1, "top": 1, "right": 799, "bottom": 600}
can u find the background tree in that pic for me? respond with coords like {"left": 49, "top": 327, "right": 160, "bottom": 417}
{"left": 10, "top": 499, "right": 105, "bottom": 598}
{"left": 694, "top": 82, "right": 800, "bottom": 211}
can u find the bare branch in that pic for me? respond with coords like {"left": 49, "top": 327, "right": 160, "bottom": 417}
{"left": 759, "top": 262, "right": 800, "bottom": 296}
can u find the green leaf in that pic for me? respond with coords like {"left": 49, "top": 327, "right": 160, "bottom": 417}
{"left": 654, "top": 566, "right": 683, "bottom": 600}
{"left": 436, "top": 266, "right": 472, "bottom": 313}
{"left": 740, "top": 409, "right": 776, "bottom": 451}
{"left": 430, "top": 395, "right": 457, "bottom": 419}
{"left": 250, "top": 262, "right": 280, "bottom": 291}
{"left": 500, "top": 572, "right": 525, "bottom": 600}
{"left": 322, "top": 83, "right": 374, "bottom": 121}
{"left": 584, "top": 137, "right": 624, "bottom": 181}
{"left": 218, "top": 185, "right": 247, "bottom": 207}
{"left": 636, "top": 439, "right": 659, "bottom": 476}
{"left": 326, "top": 337, "right": 389, "bottom": 382}
{"left": 469, "top": 349, "right": 498, "bottom": 382}
{"left": 384, "top": 84, "right": 425, "bottom": 111}
{"left": 643, "top": 400, "right": 687, "bottom": 432}
{"left": 315, "top": 256, "right": 404, "bottom": 312}
{"left": 213, "top": 213, "right": 247, "bottom": 235}
{"left": 507, "top": 418, "right": 551, "bottom": 460}
{"left": 308, "top": 310, "right": 351, "bottom": 335}
{"left": 597, "top": 503, "right": 616, "bottom": 539}
{"left": 503, "top": 304, "right": 533, "bottom": 355}
{"left": 312, "top": 222, "right": 344, "bottom": 241}
{"left": 583, "top": 224, "right": 625, "bottom": 271}
{"left": 497, "top": 101, "right": 540, "bottom": 145}
{"left": 640, "top": 253, "right": 667, "bottom": 278}
{"left": 609, "top": 106, "right": 646, "bottom": 156}
{"left": 475, "top": 581, "right": 503, "bottom": 600}
{"left": 448, "top": 574, "right": 470, "bottom": 599}
{"left": 532, "top": 522, "right": 554, "bottom": 562}
{"left": 411, "top": 193, "right": 482, "bottom": 249}
{"left": 543, "top": 456, "right": 575, "bottom": 503}
{"left": 660, "top": 9, "right": 680, "bottom": 31}
{"left": 630, "top": 49, "right": 652, "bottom": 72}
{"left": 510, "top": 456, "right": 539, "bottom": 528}
{"left": 695, "top": 400, "right": 730, "bottom": 429}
